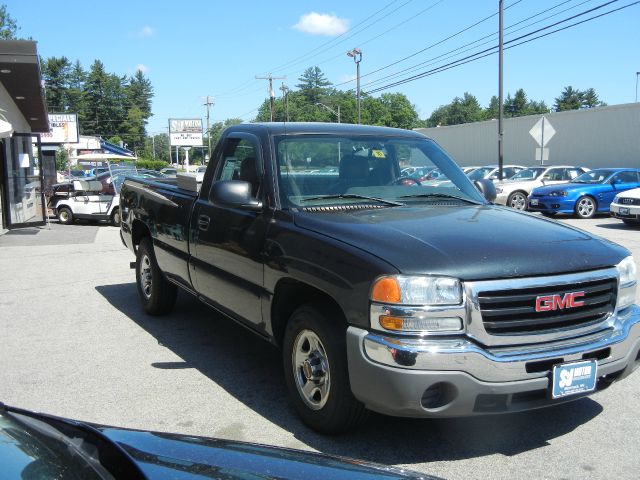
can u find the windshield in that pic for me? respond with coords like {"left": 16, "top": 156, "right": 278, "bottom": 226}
{"left": 573, "top": 169, "right": 614, "bottom": 183}
{"left": 275, "top": 135, "right": 485, "bottom": 208}
{"left": 510, "top": 167, "right": 545, "bottom": 181}
{"left": 467, "top": 167, "right": 494, "bottom": 181}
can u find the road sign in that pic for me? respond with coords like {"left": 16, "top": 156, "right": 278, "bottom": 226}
{"left": 529, "top": 116, "right": 555, "bottom": 147}
{"left": 535, "top": 148, "right": 549, "bottom": 162}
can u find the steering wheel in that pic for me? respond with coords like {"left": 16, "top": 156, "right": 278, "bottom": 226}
{"left": 390, "top": 177, "right": 421, "bottom": 186}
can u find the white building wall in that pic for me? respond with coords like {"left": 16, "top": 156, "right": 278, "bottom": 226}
{"left": 416, "top": 103, "right": 640, "bottom": 169}
{"left": 0, "top": 82, "right": 31, "bottom": 133}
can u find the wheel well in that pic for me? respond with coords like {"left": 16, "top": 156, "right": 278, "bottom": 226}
{"left": 131, "top": 219, "right": 151, "bottom": 248}
{"left": 271, "top": 279, "right": 346, "bottom": 348}
{"left": 577, "top": 194, "right": 597, "bottom": 208}
{"left": 509, "top": 190, "right": 527, "bottom": 198}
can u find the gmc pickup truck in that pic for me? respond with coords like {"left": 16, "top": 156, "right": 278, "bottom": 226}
{"left": 120, "top": 122, "right": 640, "bottom": 433}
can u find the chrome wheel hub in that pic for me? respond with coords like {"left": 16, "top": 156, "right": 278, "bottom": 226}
{"left": 292, "top": 329, "right": 330, "bottom": 410}
{"left": 139, "top": 254, "right": 153, "bottom": 299}
{"left": 577, "top": 198, "right": 594, "bottom": 217}
{"left": 510, "top": 193, "right": 526, "bottom": 210}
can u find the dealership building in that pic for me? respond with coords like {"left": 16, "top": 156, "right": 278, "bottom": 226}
{"left": 0, "top": 40, "right": 49, "bottom": 232}
{"left": 415, "top": 102, "right": 640, "bottom": 169}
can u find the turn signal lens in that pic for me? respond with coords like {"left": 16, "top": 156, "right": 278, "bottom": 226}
{"left": 371, "top": 277, "right": 401, "bottom": 303}
{"left": 379, "top": 316, "right": 404, "bottom": 330}
{"left": 379, "top": 315, "right": 463, "bottom": 332}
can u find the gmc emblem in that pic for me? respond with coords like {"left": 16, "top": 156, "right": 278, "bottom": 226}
{"left": 535, "top": 291, "right": 585, "bottom": 312}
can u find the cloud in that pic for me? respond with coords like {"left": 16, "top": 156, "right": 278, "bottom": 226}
{"left": 340, "top": 73, "right": 357, "bottom": 83}
{"left": 293, "top": 12, "right": 349, "bottom": 36}
{"left": 135, "top": 64, "right": 149, "bottom": 73}
{"left": 138, "top": 26, "right": 155, "bottom": 37}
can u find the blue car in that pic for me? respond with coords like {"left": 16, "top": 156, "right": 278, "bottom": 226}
{"left": 528, "top": 168, "right": 640, "bottom": 218}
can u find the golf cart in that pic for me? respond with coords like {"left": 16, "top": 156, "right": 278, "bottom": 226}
{"left": 50, "top": 179, "right": 120, "bottom": 225}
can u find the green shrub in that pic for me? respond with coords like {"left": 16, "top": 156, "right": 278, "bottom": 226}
{"left": 135, "top": 159, "right": 169, "bottom": 171}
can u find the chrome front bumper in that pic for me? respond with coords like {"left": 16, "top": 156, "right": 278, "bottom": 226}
{"left": 346, "top": 305, "right": 640, "bottom": 418}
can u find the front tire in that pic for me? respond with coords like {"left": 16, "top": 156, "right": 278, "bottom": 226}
{"left": 58, "top": 206, "right": 73, "bottom": 224}
{"left": 135, "top": 237, "right": 177, "bottom": 315}
{"left": 507, "top": 191, "right": 528, "bottom": 210}
{"left": 575, "top": 196, "right": 597, "bottom": 219}
{"left": 111, "top": 208, "right": 121, "bottom": 226}
{"left": 283, "top": 304, "right": 367, "bottom": 434}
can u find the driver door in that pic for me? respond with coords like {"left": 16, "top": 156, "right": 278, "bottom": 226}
{"left": 191, "top": 133, "right": 270, "bottom": 334}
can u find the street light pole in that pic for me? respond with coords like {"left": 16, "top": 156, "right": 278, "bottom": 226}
{"left": 636, "top": 72, "right": 640, "bottom": 102}
{"left": 347, "top": 48, "right": 363, "bottom": 124}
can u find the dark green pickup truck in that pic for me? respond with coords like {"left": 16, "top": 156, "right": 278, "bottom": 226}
{"left": 120, "top": 122, "right": 640, "bottom": 433}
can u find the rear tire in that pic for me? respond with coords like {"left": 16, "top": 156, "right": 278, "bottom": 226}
{"left": 58, "top": 206, "right": 73, "bottom": 224}
{"left": 575, "top": 196, "right": 597, "bottom": 219}
{"left": 283, "top": 304, "right": 368, "bottom": 434}
{"left": 135, "top": 237, "right": 177, "bottom": 315}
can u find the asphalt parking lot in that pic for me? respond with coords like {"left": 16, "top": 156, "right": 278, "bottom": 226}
{"left": 0, "top": 214, "right": 638, "bottom": 479}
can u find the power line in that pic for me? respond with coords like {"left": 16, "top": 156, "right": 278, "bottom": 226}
{"left": 213, "top": 0, "right": 405, "bottom": 99}
{"left": 360, "top": 0, "right": 593, "bottom": 90}
{"left": 366, "top": 0, "right": 637, "bottom": 94}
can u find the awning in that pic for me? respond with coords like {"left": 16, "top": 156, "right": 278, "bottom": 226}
{"left": 100, "top": 139, "right": 135, "bottom": 157}
{"left": 73, "top": 153, "right": 138, "bottom": 161}
{"left": 0, "top": 40, "right": 49, "bottom": 132}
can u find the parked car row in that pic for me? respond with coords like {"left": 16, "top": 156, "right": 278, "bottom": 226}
{"left": 527, "top": 168, "right": 640, "bottom": 220}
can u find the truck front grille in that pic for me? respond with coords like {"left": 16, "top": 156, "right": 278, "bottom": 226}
{"left": 478, "top": 277, "right": 617, "bottom": 335}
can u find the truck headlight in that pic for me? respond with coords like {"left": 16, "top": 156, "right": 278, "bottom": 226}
{"left": 617, "top": 256, "right": 637, "bottom": 310}
{"left": 371, "top": 275, "right": 462, "bottom": 305}
{"left": 370, "top": 276, "right": 464, "bottom": 334}
{"left": 612, "top": 195, "right": 620, "bottom": 204}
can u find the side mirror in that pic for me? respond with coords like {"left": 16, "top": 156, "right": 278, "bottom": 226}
{"left": 474, "top": 179, "right": 497, "bottom": 202}
{"left": 210, "top": 180, "right": 262, "bottom": 211}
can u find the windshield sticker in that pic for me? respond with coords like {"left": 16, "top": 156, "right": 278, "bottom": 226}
{"left": 372, "top": 150, "right": 386, "bottom": 158}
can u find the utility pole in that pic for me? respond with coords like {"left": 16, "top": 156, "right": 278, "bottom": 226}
{"left": 151, "top": 134, "right": 156, "bottom": 159}
{"left": 203, "top": 96, "right": 214, "bottom": 162}
{"left": 256, "top": 73, "right": 286, "bottom": 121}
{"left": 280, "top": 83, "right": 290, "bottom": 122}
{"left": 498, "top": 0, "right": 504, "bottom": 180}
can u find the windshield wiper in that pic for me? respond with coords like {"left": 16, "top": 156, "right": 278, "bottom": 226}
{"left": 399, "top": 192, "right": 478, "bottom": 203}
{"left": 301, "top": 194, "right": 403, "bottom": 207}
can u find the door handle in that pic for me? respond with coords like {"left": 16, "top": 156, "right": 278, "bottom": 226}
{"left": 198, "top": 214, "right": 211, "bottom": 231}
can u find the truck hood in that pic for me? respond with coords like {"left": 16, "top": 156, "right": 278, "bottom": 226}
{"left": 293, "top": 205, "right": 628, "bottom": 281}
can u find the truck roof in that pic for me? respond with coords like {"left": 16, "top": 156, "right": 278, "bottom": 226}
{"left": 233, "top": 122, "right": 429, "bottom": 138}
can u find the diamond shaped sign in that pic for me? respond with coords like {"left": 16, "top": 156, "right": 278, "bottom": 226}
{"left": 529, "top": 116, "right": 556, "bottom": 147}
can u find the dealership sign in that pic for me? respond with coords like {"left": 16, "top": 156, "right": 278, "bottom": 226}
{"left": 41, "top": 113, "right": 80, "bottom": 144}
{"left": 169, "top": 118, "right": 203, "bottom": 146}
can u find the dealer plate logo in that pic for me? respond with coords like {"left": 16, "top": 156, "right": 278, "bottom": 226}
{"left": 552, "top": 360, "right": 597, "bottom": 399}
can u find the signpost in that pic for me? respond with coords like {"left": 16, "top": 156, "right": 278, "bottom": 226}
{"left": 169, "top": 118, "right": 203, "bottom": 171}
{"left": 529, "top": 116, "right": 556, "bottom": 165}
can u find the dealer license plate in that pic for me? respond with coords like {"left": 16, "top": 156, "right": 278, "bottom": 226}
{"left": 551, "top": 360, "right": 597, "bottom": 399}
{"left": 530, "top": 198, "right": 539, "bottom": 206}
{"left": 619, "top": 207, "right": 630, "bottom": 215}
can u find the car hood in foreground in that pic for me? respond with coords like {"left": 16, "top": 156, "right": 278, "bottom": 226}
{"left": 294, "top": 205, "right": 628, "bottom": 280}
{"left": 98, "top": 426, "right": 431, "bottom": 480}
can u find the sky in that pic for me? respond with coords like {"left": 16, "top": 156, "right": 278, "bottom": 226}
{"left": 7, "top": 0, "right": 640, "bottom": 135}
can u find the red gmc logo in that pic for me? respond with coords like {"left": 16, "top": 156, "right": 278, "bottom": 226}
{"left": 535, "top": 291, "right": 585, "bottom": 312}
